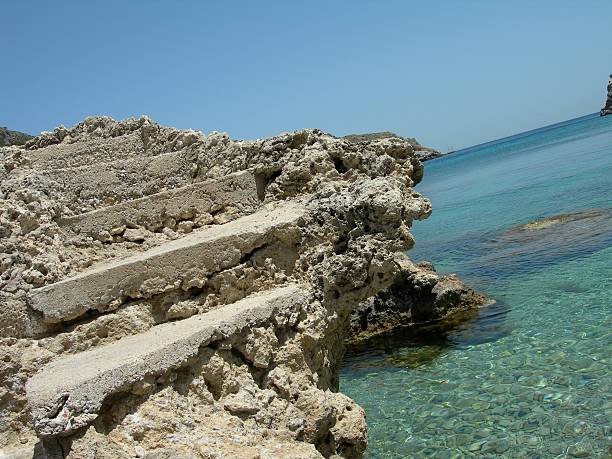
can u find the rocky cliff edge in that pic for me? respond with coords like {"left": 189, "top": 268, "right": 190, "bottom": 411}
{"left": 0, "top": 116, "right": 483, "bottom": 458}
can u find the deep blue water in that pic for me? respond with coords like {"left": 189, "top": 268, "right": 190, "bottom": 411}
{"left": 340, "top": 113, "right": 612, "bottom": 458}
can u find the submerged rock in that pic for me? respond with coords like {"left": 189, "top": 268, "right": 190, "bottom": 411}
{"left": 452, "top": 208, "right": 612, "bottom": 281}
{"left": 601, "top": 74, "right": 612, "bottom": 116}
{"left": 513, "top": 209, "right": 610, "bottom": 232}
{"left": 492, "top": 209, "right": 612, "bottom": 252}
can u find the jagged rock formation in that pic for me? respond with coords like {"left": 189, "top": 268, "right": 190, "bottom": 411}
{"left": 343, "top": 132, "right": 442, "bottom": 161}
{"left": 349, "top": 260, "right": 490, "bottom": 342}
{"left": 0, "top": 116, "right": 477, "bottom": 458}
{"left": 0, "top": 127, "right": 33, "bottom": 147}
{"left": 600, "top": 74, "right": 612, "bottom": 116}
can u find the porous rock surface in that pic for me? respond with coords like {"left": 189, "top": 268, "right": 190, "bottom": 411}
{"left": 0, "top": 115, "right": 466, "bottom": 458}
{"left": 343, "top": 132, "right": 442, "bottom": 161}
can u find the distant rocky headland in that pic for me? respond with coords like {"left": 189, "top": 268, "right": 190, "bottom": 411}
{"left": 0, "top": 116, "right": 482, "bottom": 458}
{"left": 0, "top": 127, "right": 33, "bottom": 147}
{"left": 601, "top": 74, "right": 612, "bottom": 116}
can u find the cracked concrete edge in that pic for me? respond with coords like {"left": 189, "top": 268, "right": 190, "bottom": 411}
{"left": 59, "top": 169, "right": 260, "bottom": 237}
{"left": 26, "top": 284, "right": 310, "bottom": 437}
{"left": 28, "top": 201, "right": 306, "bottom": 324}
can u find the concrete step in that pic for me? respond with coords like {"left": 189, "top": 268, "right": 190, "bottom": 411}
{"left": 44, "top": 150, "right": 196, "bottom": 208}
{"left": 60, "top": 170, "right": 259, "bottom": 238}
{"left": 26, "top": 285, "right": 308, "bottom": 438}
{"left": 26, "top": 130, "right": 148, "bottom": 170}
{"left": 29, "top": 201, "right": 306, "bottom": 323}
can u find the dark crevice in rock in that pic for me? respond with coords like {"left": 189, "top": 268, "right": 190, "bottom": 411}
{"left": 331, "top": 157, "right": 348, "bottom": 174}
{"left": 255, "top": 169, "right": 282, "bottom": 201}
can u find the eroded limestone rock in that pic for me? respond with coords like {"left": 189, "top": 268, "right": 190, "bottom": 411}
{"left": 0, "top": 115, "right": 473, "bottom": 458}
{"left": 343, "top": 131, "right": 442, "bottom": 161}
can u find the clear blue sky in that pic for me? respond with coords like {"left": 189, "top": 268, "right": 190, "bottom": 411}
{"left": 2, "top": 1, "right": 611, "bottom": 151}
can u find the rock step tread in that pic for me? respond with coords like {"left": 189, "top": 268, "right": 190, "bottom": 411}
{"left": 60, "top": 169, "right": 259, "bottom": 237}
{"left": 25, "top": 131, "right": 148, "bottom": 170}
{"left": 41, "top": 148, "right": 185, "bottom": 175}
{"left": 41, "top": 150, "right": 197, "bottom": 205}
{"left": 26, "top": 284, "right": 309, "bottom": 437}
{"left": 29, "top": 201, "right": 306, "bottom": 323}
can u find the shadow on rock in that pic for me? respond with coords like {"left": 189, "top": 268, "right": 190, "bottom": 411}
{"left": 344, "top": 299, "right": 511, "bottom": 371}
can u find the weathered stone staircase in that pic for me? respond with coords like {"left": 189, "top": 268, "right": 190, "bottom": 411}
{"left": 58, "top": 170, "right": 259, "bottom": 240}
{"left": 1, "top": 117, "right": 437, "bottom": 458}
{"left": 30, "top": 200, "right": 305, "bottom": 324}
{"left": 22, "top": 181, "right": 311, "bottom": 454}
{"left": 0, "top": 138, "right": 312, "bottom": 455}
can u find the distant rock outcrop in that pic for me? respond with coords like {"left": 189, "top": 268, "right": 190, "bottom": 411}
{"left": 343, "top": 131, "right": 442, "bottom": 161}
{"left": 0, "top": 127, "right": 33, "bottom": 146}
{"left": 601, "top": 74, "right": 612, "bottom": 116}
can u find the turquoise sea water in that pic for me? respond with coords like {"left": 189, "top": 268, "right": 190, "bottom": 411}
{"left": 340, "top": 113, "right": 612, "bottom": 458}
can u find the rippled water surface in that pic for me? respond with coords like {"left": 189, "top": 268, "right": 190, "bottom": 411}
{"left": 340, "top": 114, "right": 612, "bottom": 458}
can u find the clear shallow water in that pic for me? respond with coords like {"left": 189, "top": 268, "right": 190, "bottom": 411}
{"left": 340, "top": 113, "right": 612, "bottom": 458}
